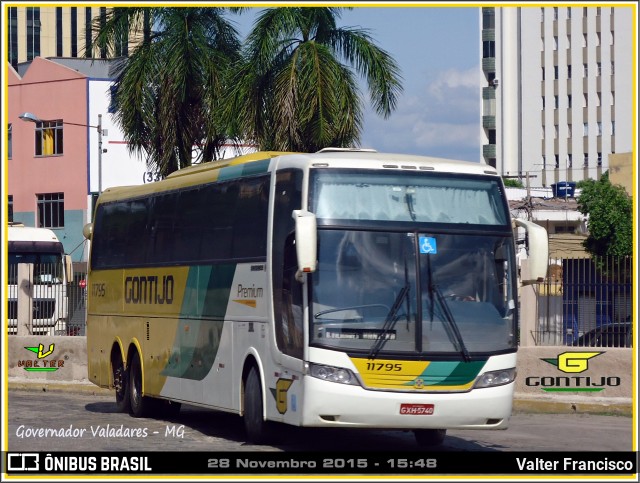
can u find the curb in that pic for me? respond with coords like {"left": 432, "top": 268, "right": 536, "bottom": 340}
{"left": 8, "top": 380, "right": 113, "bottom": 397}
{"left": 8, "top": 380, "right": 633, "bottom": 417}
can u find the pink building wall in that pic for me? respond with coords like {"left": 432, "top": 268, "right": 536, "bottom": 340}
{"left": 8, "top": 57, "right": 89, "bottom": 214}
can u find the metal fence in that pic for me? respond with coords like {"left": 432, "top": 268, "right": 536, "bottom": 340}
{"left": 7, "top": 263, "right": 87, "bottom": 336}
{"left": 531, "top": 255, "right": 633, "bottom": 347}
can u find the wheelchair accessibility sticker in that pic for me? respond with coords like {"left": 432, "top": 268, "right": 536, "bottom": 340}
{"left": 419, "top": 237, "right": 437, "bottom": 254}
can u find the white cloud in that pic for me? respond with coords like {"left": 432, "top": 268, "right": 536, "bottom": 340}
{"left": 359, "top": 66, "right": 481, "bottom": 161}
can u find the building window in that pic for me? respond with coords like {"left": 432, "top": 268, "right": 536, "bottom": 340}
{"left": 596, "top": 32, "right": 601, "bottom": 46}
{"left": 554, "top": 66, "right": 559, "bottom": 79}
{"left": 541, "top": 97, "right": 545, "bottom": 109}
{"left": 596, "top": 92, "right": 601, "bottom": 106}
{"left": 541, "top": 7, "right": 544, "bottom": 21}
{"left": 8, "top": 124, "right": 12, "bottom": 159}
{"left": 567, "top": 153, "right": 573, "bottom": 168}
{"left": 482, "top": 8, "right": 495, "bottom": 29}
{"left": 553, "top": 7, "right": 558, "bottom": 20}
{"left": 26, "top": 7, "right": 41, "bottom": 61}
{"left": 583, "top": 93, "right": 588, "bottom": 107}
{"left": 34, "top": 120, "right": 64, "bottom": 156}
{"left": 9, "top": 7, "right": 18, "bottom": 68}
{"left": 567, "top": 65, "right": 572, "bottom": 78}
{"left": 553, "top": 36, "right": 558, "bottom": 50}
{"left": 611, "top": 121, "right": 615, "bottom": 135}
{"left": 483, "top": 40, "right": 495, "bottom": 58}
{"left": 583, "top": 63, "right": 588, "bottom": 77}
{"left": 100, "top": 7, "right": 108, "bottom": 58}
{"left": 596, "top": 7, "right": 601, "bottom": 16}
{"left": 542, "top": 155, "right": 546, "bottom": 168}
{"left": 8, "top": 195, "right": 14, "bottom": 222}
{"left": 568, "top": 124, "right": 572, "bottom": 136}
{"left": 554, "top": 125, "right": 559, "bottom": 138}
{"left": 554, "top": 95, "right": 559, "bottom": 109}
{"left": 583, "top": 122, "right": 588, "bottom": 136}
{"left": 582, "top": 33, "right": 587, "bottom": 47}
{"left": 597, "top": 121, "right": 602, "bottom": 135}
{"left": 568, "top": 95, "right": 572, "bottom": 108}
{"left": 56, "top": 7, "right": 63, "bottom": 56}
{"left": 555, "top": 154, "right": 560, "bottom": 168}
{"left": 597, "top": 153, "right": 602, "bottom": 166}
{"left": 542, "top": 67, "right": 545, "bottom": 80}
{"left": 567, "top": 7, "right": 572, "bottom": 19}
{"left": 583, "top": 7, "right": 588, "bottom": 17}
{"left": 597, "top": 62, "right": 601, "bottom": 76}
{"left": 583, "top": 153, "right": 589, "bottom": 166}
{"left": 85, "top": 7, "right": 92, "bottom": 56}
{"left": 37, "top": 193, "right": 65, "bottom": 228}
{"left": 71, "top": 7, "right": 78, "bottom": 57}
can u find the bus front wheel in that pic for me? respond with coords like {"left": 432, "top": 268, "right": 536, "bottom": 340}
{"left": 129, "top": 352, "right": 152, "bottom": 418}
{"left": 414, "top": 429, "right": 447, "bottom": 447}
{"left": 243, "top": 366, "right": 273, "bottom": 444}
{"left": 113, "top": 353, "right": 130, "bottom": 413}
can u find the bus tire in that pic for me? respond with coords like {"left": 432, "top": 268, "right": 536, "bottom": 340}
{"left": 128, "top": 352, "right": 152, "bottom": 418}
{"left": 244, "top": 366, "right": 272, "bottom": 444}
{"left": 414, "top": 429, "right": 446, "bottom": 447}
{"left": 113, "top": 354, "right": 130, "bottom": 414}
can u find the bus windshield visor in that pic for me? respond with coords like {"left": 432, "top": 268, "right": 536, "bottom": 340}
{"left": 311, "top": 171, "right": 509, "bottom": 225}
{"left": 310, "top": 231, "right": 516, "bottom": 355}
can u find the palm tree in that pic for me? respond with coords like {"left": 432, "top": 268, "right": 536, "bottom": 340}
{"left": 88, "top": 7, "right": 242, "bottom": 176}
{"left": 225, "top": 7, "right": 403, "bottom": 152}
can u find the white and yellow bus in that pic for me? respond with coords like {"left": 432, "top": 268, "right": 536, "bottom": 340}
{"left": 83, "top": 149, "right": 548, "bottom": 446}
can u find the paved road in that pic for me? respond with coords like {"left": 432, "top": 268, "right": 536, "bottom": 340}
{"left": 6, "top": 389, "right": 634, "bottom": 452}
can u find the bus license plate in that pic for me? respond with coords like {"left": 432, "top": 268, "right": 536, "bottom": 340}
{"left": 400, "top": 403, "right": 434, "bottom": 415}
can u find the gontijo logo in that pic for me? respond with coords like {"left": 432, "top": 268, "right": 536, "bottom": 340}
{"left": 526, "top": 351, "right": 620, "bottom": 392}
{"left": 541, "top": 351, "right": 602, "bottom": 373}
{"left": 18, "top": 343, "right": 65, "bottom": 372}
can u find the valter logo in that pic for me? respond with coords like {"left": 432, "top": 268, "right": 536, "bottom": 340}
{"left": 525, "top": 351, "right": 620, "bottom": 392}
{"left": 18, "top": 343, "right": 66, "bottom": 372}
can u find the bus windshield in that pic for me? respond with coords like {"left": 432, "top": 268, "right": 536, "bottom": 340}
{"left": 311, "top": 170, "right": 509, "bottom": 225}
{"left": 8, "top": 252, "right": 64, "bottom": 285}
{"left": 309, "top": 170, "right": 516, "bottom": 356}
{"left": 311, "top": 231, "right": 516, "bottom": 355}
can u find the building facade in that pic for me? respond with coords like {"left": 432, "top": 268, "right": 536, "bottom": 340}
{"left": 8, "top": 57, "right": 149, "bottom": 263}
{"left": 480, "top": 6, "right": 634, "bottom": 186}
{"left": 6, "top": 6, "right": 137, "bottom": 68}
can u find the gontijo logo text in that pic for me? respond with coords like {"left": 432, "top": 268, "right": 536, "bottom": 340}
{"left": 526, "top": 351, "right": 620, "bottom": 392}
{"left": 19, "top": 343, "right": 65, "bottom": 372}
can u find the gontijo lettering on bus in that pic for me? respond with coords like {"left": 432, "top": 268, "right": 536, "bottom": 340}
{"left": 124, "top": 275, "right": 174, "bottom": 304}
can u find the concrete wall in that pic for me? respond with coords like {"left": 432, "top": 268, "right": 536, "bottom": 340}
{"left": 8, "top": 336, "right": 633, "bottom": 400}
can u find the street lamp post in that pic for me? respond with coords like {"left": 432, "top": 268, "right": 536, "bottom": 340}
{"left": 19, "top": 111, "right": 104, "bottom": 193}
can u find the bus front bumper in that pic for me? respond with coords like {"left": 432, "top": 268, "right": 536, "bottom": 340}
{"left": 300, "top": 376, "right": 514, "bottom": 430}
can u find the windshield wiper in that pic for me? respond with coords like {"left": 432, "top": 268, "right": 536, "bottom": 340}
{"left": 368, "top": 285, "right": 409, "bottom": 359}
{"left": 431, "top": 283, "right": 471, "bottom": 362}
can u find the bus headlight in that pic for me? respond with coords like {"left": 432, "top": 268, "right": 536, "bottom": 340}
{"left": 473, "top": 368, "right": 516, "bottom": 389}
{"left": 308, "top": 363, "right": 360, "bottom": 386}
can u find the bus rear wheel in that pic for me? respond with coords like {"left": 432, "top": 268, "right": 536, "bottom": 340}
{"left": 243, "top": 366, "right": 273, "bottom": 444}
{"left": 128, "top": 352, "right": 152, "bottom": 418}
{"left": 113, "top": 354, "right": 130, "bottom": 414}
{"left": 414, "top": 429, "right": 447, "bottom": 447}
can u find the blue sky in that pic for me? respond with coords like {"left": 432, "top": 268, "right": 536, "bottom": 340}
{"left": 231, "top": 6, "right": 481, "bottom": 162}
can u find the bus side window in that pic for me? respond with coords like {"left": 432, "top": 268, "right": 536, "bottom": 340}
{"left": 272, "top": 169, "right": 303, "bottom": 359}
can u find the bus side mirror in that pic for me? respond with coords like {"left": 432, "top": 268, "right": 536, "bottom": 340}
{"left": 64, "top": 255, "right": 74, "bottom": 284}
{"left": 514, "top": 219, "right": 549, "bottom": 285}
{"left": 292, "top": 210, "right": 317, "bottom": 282}
{"left": 83, "top": 223, "right": 93, "bottom": 240}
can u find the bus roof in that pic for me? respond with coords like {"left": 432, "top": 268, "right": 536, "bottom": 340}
{"left": 8, "top": 225, "right": 61, "bottom": 243}
{"left": 95, "top": 150, "right": 498, "bottom": 204}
